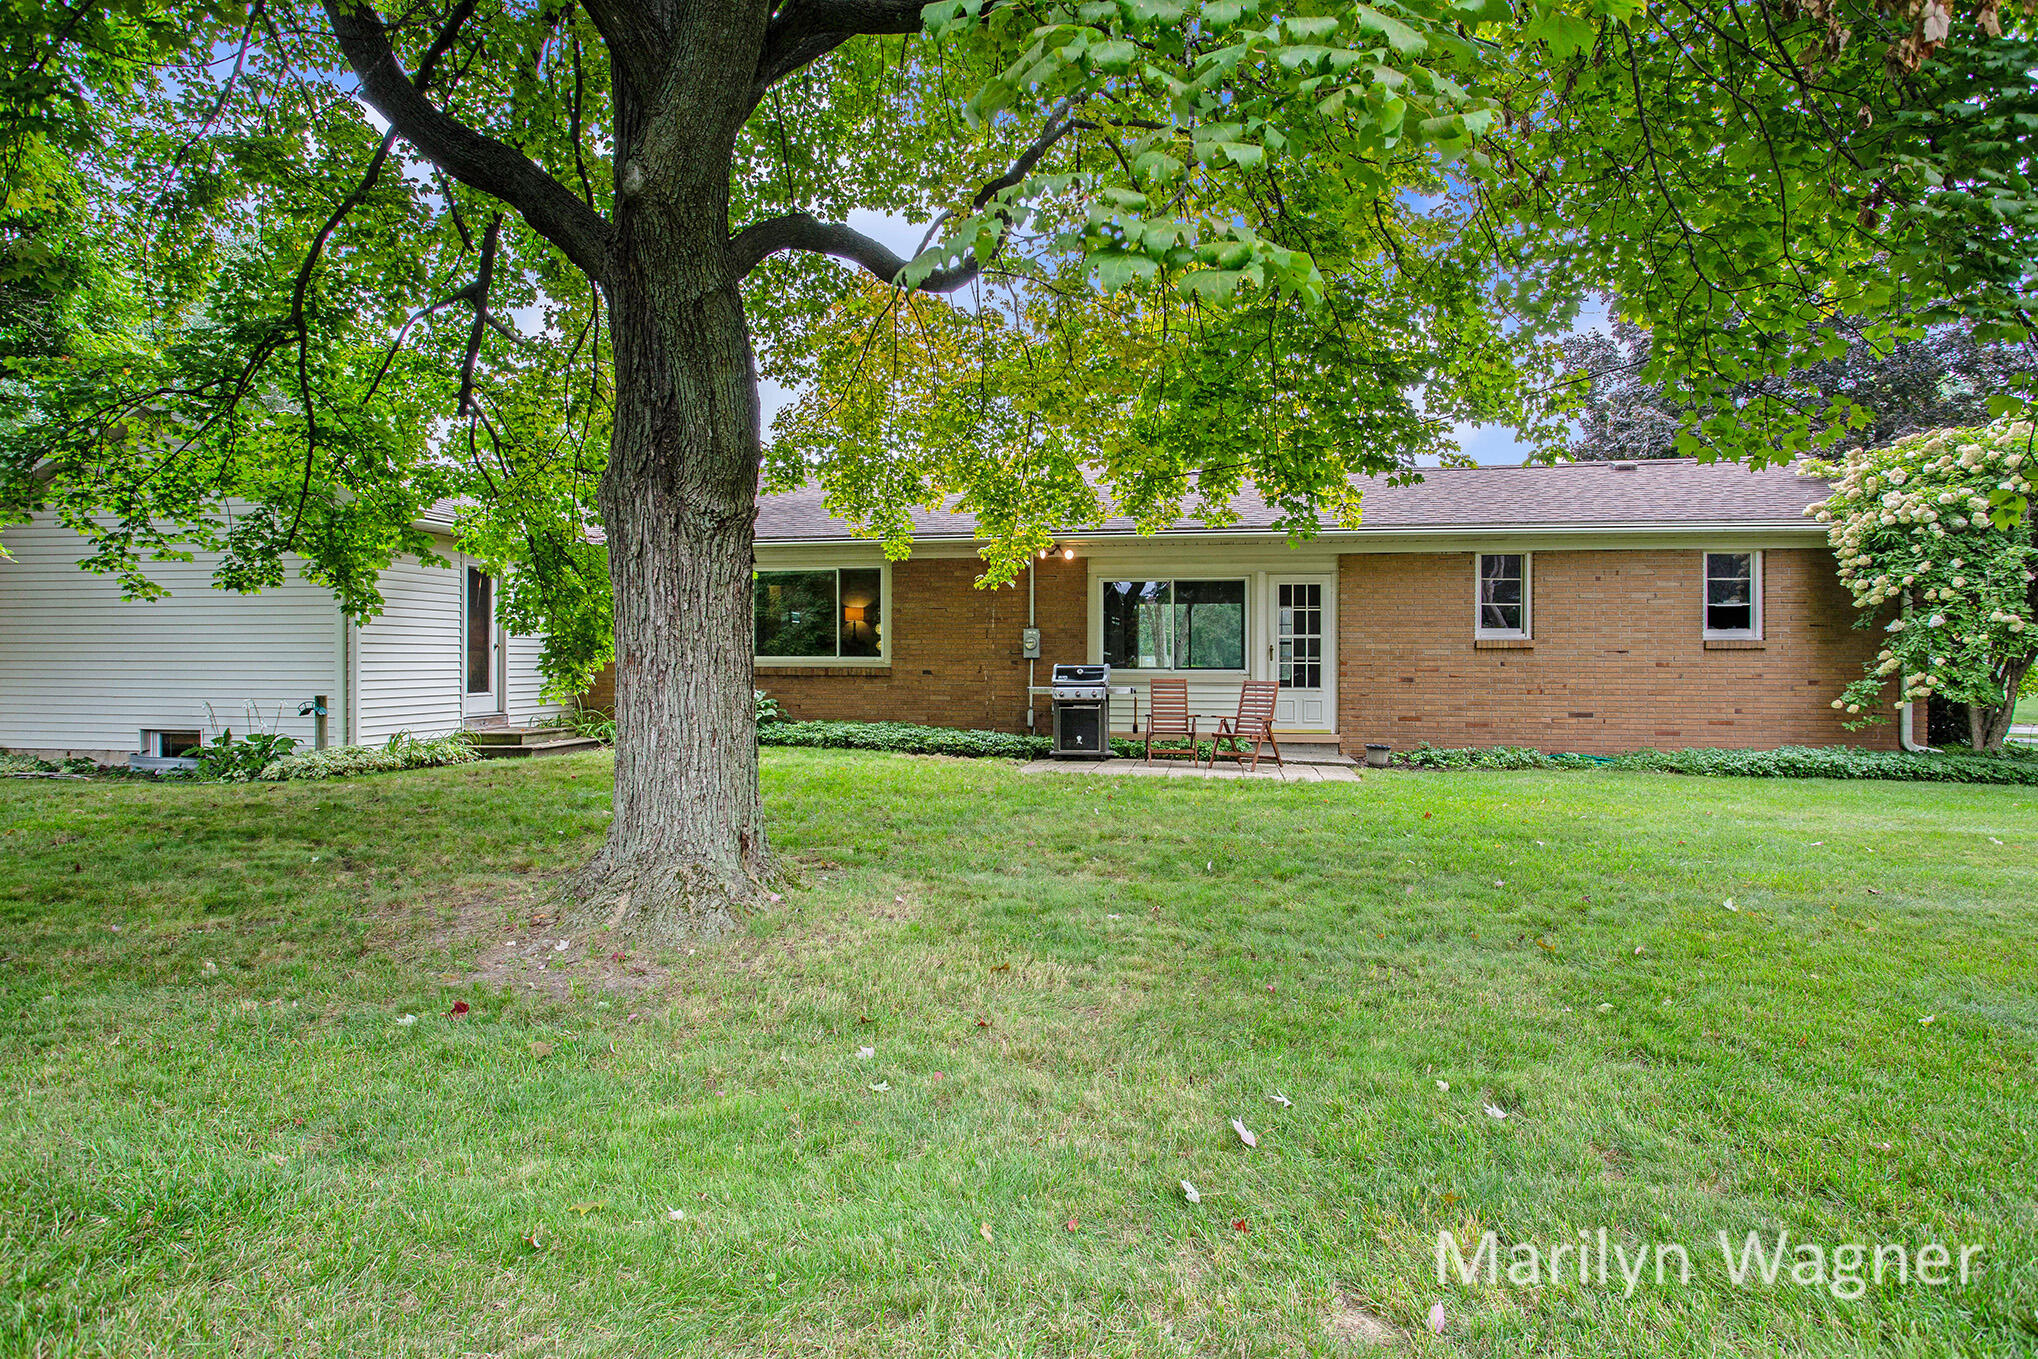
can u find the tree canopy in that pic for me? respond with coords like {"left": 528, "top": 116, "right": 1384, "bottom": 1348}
{"left": 1564, "top": 317, "right": 2038, "bottom": 462}
{"left": 4, "top": 2, "right": 2034, "bottom": 696}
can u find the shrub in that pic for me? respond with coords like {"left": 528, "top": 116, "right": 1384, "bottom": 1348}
{"left": 1398, "top": 742, "right": 2038, "bottom": 784}
{"left": 256, "top": 732, "right": 479, "bottom": 781}
{"left": 759, "top": 720, "right": 1051, "bottom": 759}
{"left": 756, "top": 689, "right": 783, "bottom": 725}
{"left": 561, "top": 706, "right": 618, "bottom": 744}
{"left": 197, "top": 731, "right": 298, "bottom": 781}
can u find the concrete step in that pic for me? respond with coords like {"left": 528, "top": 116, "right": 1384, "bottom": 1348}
{"left": 469, "top": 735, "right": 606, "bottom": 759}
{"left": 466, "top": 726, "right": 576, "bottom": 747}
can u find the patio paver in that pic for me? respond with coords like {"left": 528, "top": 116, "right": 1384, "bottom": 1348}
{"left": 1016, "top": 757, "right": 1362, "bottom": 782}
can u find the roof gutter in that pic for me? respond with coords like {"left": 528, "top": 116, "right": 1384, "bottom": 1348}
{"left": 756, "top": 520, "right": 1826, "bottom": 549}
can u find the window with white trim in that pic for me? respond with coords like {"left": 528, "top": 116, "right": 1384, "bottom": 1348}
{"left": 754, "top": 567, "right": 884, "bottom": 660}
{"left": 1703, "top": 551, "right": 1762, "bottom": 638}
{"left": 1101, "top": 579, "right": 1246, "bottom": 669}
{"left": 1475, "top": 553, "right": 1530, "bottom": 638}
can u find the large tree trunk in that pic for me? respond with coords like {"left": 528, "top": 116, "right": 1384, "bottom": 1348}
{"left": 561, "top": 183, "right": 769, "bottom": 944}
{"left": 1968, "top": 654, "right": 2034, "bottom": 752}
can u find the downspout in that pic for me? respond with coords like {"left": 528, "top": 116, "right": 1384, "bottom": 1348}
{"left": 1897, "top": 592, "right": 1933, "bottom": 752}
{"left": 1026, "top": 560, "right": 1037, "bottom": 732}
{"left": 1900, "top": 701, "right": 1932, "bottom": 753}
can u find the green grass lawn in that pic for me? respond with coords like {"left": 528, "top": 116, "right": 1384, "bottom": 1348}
{"left": 2017, "top": 693, "right": 2037, "bottom": 727}
{"left": 3, "top": 752, "right": 2035, "bottom": 1356}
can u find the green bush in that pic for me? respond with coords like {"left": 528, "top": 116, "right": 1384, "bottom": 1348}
{"left": 756, "top": 720, "right": 1243, "bottom": 762}
{"left": 1398, "top": 741, "right": 2038, "bottom": 784}
{"left": 759, "top": 720, "right": 1051, "bottom": 759}
{"left": 256, "top": 732, "right": 480, "bottom": 781}
{"left": 561, "top": 705, "right": 618, "bottom": 744}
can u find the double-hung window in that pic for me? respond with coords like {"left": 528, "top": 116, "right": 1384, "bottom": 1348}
{"left": 1703, "top": 551, "right": 1762, "bottom": 639}
{"left": 1101, "top": 579, "right": 1246, "bottom": 670}
{"left": 1474, "top": 553, "right": 1530, "bottom": 639}
{"left": 754, "top": 567, "right": 884, "bottom": 660}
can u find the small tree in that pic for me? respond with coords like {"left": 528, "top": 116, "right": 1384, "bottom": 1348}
{"left": 1812, "top": 420, "right": 2038, "bottom": 750}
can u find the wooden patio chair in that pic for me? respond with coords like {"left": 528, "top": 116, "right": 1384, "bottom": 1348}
{"left": 1208, "top": 679, "right": 1282, "bottom": 772}
{"left": 1143, "top": 677, "right": 1199, "bottom": 764}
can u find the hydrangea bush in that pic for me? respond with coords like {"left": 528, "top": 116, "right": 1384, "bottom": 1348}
{"left": 1809, "top": 420, "right": 2038, "bottom": 749}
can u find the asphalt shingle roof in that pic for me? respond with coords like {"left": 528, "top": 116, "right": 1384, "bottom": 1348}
{"left": 755, "top": 459, "right": 1828, "bottom": 543}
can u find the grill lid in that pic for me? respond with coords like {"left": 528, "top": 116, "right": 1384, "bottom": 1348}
{"left": 1051, "top": 664, "right": 1109, "bottom": 685}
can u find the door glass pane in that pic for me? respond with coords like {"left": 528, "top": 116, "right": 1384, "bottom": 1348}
{"left": 1278, "top": 583, "right": 1323, "bottom": 688}
{"left": 838, "top": 568, "right": 882, "bottom": 657}
{"left": 466, "top": 567, "right": 494, "bottom": 694}
{"left": 755, "top": 570, "right": 838, "bottom": 657}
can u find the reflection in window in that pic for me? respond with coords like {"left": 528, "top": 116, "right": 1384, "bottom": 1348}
{"left": 466, "top": 567, "right": 494, "bottom": 693}
{"left": 754, "top": 568, "right": 884, "bottom": 658}
{"left": 1476, "top": 554, "right": 1528, "bottom": 637}
{"left": 1102, "top": 580, "right": 1245, "bottom": 669}
{"left": 1704, "top": 552, "right": 1759, "bottom": 636}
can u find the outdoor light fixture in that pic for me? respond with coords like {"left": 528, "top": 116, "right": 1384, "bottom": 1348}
{"left": 1039, "top": 543, "right": 1077, "bottom": 561}
{"left": 1061, "top": 546, "right": 1075, "bottom": 561}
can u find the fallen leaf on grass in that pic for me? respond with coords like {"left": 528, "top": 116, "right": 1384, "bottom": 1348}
{"left": 1723, "top": 898, "right": 1738, "bottom": 912}
{"left": 1428, "top": 1301, "right": 1447, "bottom": 1334}
{"left": 1867, "top": 887, "right": 1883, "bottom": 895}
{"left": 1435, "top": 1079, "right": 1450, "bottom": 1092}
{"left": 1483, "top": 1103, "right": 1508, "bottom": 1120}
{"left": 568, "top": 1201, "right": 603, "bottom": 1215}
{"left": 978, "top": 1222, "right": 993, "bottom": 1243}
{"left": 448, "top": 1000, "right": 470, "bottom": 1016}
{"left": 1181, "top": 1180, "right": 1201, "bottom": 1204}
{"left": 396, "top": 1014, "right": 417, "bottom": 1027}
{"left": 553, "top": 939, "right": 570, "bottom": 953}
{"left": 868, "top": 1081, "right": 890, "bottom": 1092}
{"left": 530, "top": 1041, "right": 554, "bottom": 1058}
{"left": 1064, "top": 1217, "right": 1078, "bottom": 1231}
{"left": 1231, "top": 1119, "right": 1258, "bottom": 1148}
{"left": 975, "top": 1017, "right": 992, "bottom": 1028}
{"left": 666, "top": 1208, "right": 686, "bottom": 1222}
{"left": 1919, "top": 1015, "right": 1936, "bottom": 1025}
{"left": 524, "top": 1231, "right": 544, "bottom": 1251}
{"left": 856, "top": 1046, "right": 874, "bottom": 1060}
{"left": 1267, "top": 1093, "right": 1293, "bottom": 1108}
{"left": 1232, "top": 1219, "right": 1250, "bottom": 1232}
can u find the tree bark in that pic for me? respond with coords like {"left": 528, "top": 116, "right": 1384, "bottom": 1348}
{"left": 560, "top": 176, "right": 770, "bottom": 943}
{"left": 1968, "top": 653, "right": 2034, "bottom": 753}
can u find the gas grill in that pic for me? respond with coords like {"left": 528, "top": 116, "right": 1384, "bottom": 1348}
{"left": 1049, "top": 663, "right": 1111, "bottom": 759}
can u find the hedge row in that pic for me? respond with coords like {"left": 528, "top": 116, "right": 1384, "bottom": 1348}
{"left": 254, "top": 733, "right": 481, "bottom": 781}
{"left": 1399, "top": 742, "right": 2038, "bottom": 784}
{"left": 757, "top": 720, "right": 1230, "bottom": 762}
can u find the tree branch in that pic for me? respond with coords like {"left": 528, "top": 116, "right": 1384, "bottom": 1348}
{"left": 323, "top": 0, "right": 616, "bottom": 283}
{"left": 754, "top": 0, "right": 952, "bottom": 90}
{"left": 729, "top": 106, "right": 1076, "bottom": 285}
{"left": 578, "top": 0, "right": 668, "bottom": 98}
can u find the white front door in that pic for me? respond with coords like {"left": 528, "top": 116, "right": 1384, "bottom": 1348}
{"left": 1267, "top": 576, "right": 1334, "bottom": 731}
{"left": 463, "top": 565, "right": 503, "bottom": 718}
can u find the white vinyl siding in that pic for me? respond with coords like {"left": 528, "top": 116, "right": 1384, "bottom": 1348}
{"left": 503, "top": 632, "right": 564, "bottom": 726}
{"left": 352, "top": 553, "right": 466, "bottom": 743}
{"left": 0, "top": 514, "right": 340, "bottom": 757}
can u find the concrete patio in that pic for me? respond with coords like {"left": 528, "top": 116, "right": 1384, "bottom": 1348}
{"left": 1017, "top": 748, "right": 1363, "bottom": 782}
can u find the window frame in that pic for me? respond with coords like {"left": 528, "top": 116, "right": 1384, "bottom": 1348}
{"left": 1098, "top": 577, "right": 1250, "bottom": 673}
{"left": 1473, "top": 552, "right": 1532, "bottom": 640}
{"left": 753, "top": 564, "right": 890, "bottom": 665}
{"left": 1701, "top": 550, "right": 1763, "bottom": 640}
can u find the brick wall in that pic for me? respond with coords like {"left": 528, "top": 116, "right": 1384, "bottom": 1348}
{"left": 752, "top": 555, "right": 1089, "bottom": 733}
{"left": 1336, "top": 547, "right": 1893, "bottom": 754}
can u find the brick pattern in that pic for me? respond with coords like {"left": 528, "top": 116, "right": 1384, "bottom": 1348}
{"left": 1336, "top": 548, "right": 1893, "bottom": 754}
{"left": 752, "top": 555, "right": 1089, "bottom": 733}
